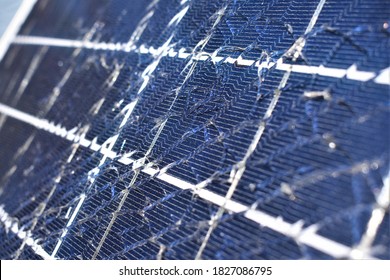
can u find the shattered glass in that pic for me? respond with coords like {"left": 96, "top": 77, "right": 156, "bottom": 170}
{"left": 0, "top": 0, "right": 389, "bottom": 260}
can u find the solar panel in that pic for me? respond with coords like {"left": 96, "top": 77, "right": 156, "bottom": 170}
{"left": 0, "top": 0, "right": 388, "bottom": 260}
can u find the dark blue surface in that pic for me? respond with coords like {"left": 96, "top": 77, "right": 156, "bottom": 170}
{"left": 0, "top": 0, "right": 389, "bottom": 259}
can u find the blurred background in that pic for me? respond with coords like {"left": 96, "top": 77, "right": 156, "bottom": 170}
{"left": 0, "top": 0, "right": 23, "bottom": 38}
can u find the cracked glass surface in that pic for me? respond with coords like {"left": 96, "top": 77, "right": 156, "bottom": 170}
{"left": 0, "top": 0, "right": 389, "bottom": 260}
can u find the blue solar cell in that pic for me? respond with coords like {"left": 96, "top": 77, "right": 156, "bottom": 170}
{"left": 0, "top": 0, "right": 388, "bottom": 260}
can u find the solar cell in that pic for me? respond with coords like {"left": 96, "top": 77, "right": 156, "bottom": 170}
{"left": 0, "top": 0, "right": 388, "bottom": 260}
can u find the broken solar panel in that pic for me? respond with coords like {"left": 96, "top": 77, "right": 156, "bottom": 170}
{"left": 0, "top": 0, "right": 389, "bottom": 260}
